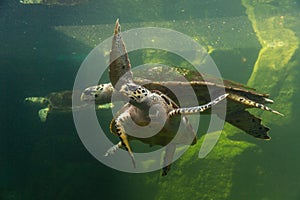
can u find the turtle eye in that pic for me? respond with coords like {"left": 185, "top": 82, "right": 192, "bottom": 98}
{"left": 94, "top": 94, "right": 99, "bottom": 98}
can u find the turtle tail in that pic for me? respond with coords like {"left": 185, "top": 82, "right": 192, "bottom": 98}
{"left": 168, "top": 93, "right": 228, "bottom": 117}
{"left": 228, "top": 94, "right": 284, "bottom": 116}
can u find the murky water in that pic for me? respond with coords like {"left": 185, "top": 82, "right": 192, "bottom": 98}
{"left": 1, "top": 0, "right": 300, "bottom": 199}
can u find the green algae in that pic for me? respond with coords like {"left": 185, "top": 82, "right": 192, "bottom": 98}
{"left": 150, "top": 128, "right": 255, "bottom": 200}
{"left": 242, "top": 0, "right": 298, "bottom": 124}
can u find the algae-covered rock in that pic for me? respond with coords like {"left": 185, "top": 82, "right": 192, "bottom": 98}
{"left": 149, "top": 128, "right": 256, "bottom": 200}
{"left": 242, "top": 0, "right": 298, "bottom": 125}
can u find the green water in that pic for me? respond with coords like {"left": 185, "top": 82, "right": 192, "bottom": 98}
{"left": 1, "top": 0, "right": 300, "bottom": 199}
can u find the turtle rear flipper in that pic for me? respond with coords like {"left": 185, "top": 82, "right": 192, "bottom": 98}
{"left": 226, "top": 111, "right": 271, "bottom": 140}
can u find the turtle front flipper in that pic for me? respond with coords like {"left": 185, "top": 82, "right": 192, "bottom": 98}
{"left": 104, "top": 141, "right": 122, "bottom": 157}
{"left": 168, "top": 93, "right": 229, "bottom": 117}
{"left": 109, "top": 19, "right": 133, "bottom": 89}
{"left": 24, "top": 96, "right": 48, "bottom": 106}
{"left": 228, "top": 93, "right": 284, "bottom": 116}
{"left": 226, "top": 110, "right": 271, "bottom": 140}
{"left": 114, "top": 112, "right": 136, "bottom": 168}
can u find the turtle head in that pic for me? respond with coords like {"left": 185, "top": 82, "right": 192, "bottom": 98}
{"left": 81, "top": 83, "right": 113, "bottom": 104}
{"left": 120, "top": 83, "right": 150, "bottom": 103}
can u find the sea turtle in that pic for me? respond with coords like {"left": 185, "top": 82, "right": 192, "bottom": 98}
{"left": 81, "top": 19, "right": 282, "bottom": 176}
{"left": 26, "top": 19, "right": 280, "bottom": 175}
{"left": 82, "top": 19, "right": 283, "bottom": 140}
{"left": 25, "top": 84, "right": 113, "bottom": 122}
{"left": 102, "top": 19, "right": 228, "bottom": 175}
{"left": 86, "top": 20, "right": 277, "bottom": 175}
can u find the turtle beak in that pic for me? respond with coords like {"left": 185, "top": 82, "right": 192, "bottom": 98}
{"left": 81, "top": 87, "right": 96, "bottom": 102}
{"left": 119, "top": 84, "right": 130, "bottom": 96}
{"left": 119, "top": 83, "right": 138, "bottom": 97}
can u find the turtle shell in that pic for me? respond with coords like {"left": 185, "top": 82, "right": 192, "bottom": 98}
{"left": 46, "top": 91, "right": 73, "bottom": 110}
{"left": 110, "top": 90, "right": 197, "bottom": 147}
{"left": 46, "top": 90, "right": 91, "bottom": 111}
{"left": 131, "top": 66, "right": 275, "bottom": 139}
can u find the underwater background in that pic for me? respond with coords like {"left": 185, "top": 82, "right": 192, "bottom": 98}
{"left": 1, "top": 0, "right": 300, "bottom": 199}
